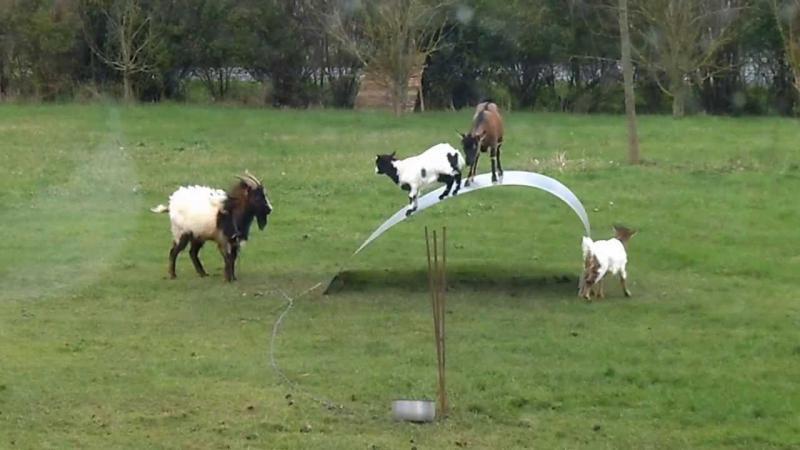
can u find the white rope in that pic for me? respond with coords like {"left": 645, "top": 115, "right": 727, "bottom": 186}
{"left": 268, "top": 281, "right": 353, "bottom": 414}
{"left": 222, "top": 233, "right": 352, "bottom": 413}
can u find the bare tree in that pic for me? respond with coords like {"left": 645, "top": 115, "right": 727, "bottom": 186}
{"left": 80, "top": 0, "right": 156, "bottom": 102}
{"left": 772, "top": 0, "right": 800, "bottom": 96}
{"left": 0, "top": 2, "right": 11, "bottom": 102}
{"left": 619, "top": 0, "right": 640, "bottom": 163}
{"left": 630, "top": 0, "right": 744, "bottom": 117}
{"left": 322, "top": 0, "right": 450, "bottom": 115}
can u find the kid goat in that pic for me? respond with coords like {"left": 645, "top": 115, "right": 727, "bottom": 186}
{"left": 375, "top": 143, "right": 466, "bottom": 217}
{"left": 459, "top": 101, "right": 504, "bottom": 185}
{"left": 579, "top": 225, "right": 637, "bottom": 300}
{"left": 150, "top": 171, "right": 273, "bottom": 282}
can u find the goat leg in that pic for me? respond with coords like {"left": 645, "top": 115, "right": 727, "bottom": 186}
{"left": 578, "top": 273, "right": 586, "bottom": 297}
{"left": 439, "top": 175, "right": 454, "bottom": 200}
{"left": 189, "top": 239, "right": 208, "bottom": 277}
{"left": 621, "top": 275, "right": 632, "bottom": 297}
{"left": 465, "top": 156, "right": 479, "bottom": 186}
{"left": 168, "top": 234, "right": 191, "bottom": 279}
{"left": 580, "top": 277, "right": 592, "bottom": 300}
{"left": 217, "top": 242, "right": 234, "bottom": 282}
{"left": 468, "top": 160, "right": 476, "bottom": 185}
{"left": 587, "top": 283, "right": 599, "bottom": 300}
{"left": 405, "top": 193, "right": 418, "bottom": 217}
{"left": 228, "top": 244, "right": 239, "bottom": 281}
{"left": 490, "top": 155, "right": 498, "bottom": 183}
{"left": 496, "top": 144, "right": 504, "bottom": 177}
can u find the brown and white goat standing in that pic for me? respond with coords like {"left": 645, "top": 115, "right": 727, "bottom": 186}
{"left": 579, "top": 225, "right": 637, "bottom": 300}
{"left": 459, "top": 101, "right": 504, "bottom": 185}
{"left": 151, "top": 171, "right": 273, "bottom": 282}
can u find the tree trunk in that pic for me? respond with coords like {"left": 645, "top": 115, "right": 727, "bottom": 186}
{"left": 793, "top": 72, "right": 800, "bottom": 100}
{"left": 671, "top": 89, "right": 686, "bottom": 118}
{"left": 618, "top": 0, "right": 640, "bottom": 164}
{"left": 123, "top": 71, "right": 133, "bottom": 103}
{"left": 670, "top": 78, "right": 689, "bottom": 117}
{"left": 418, "top": 83, "right": 425, "bottom": 112}
{"left": 391, "top": 75, "right": 407, "bottom": 116}
{"left": 0, "top": 59, "right": 4, "bottom": 102}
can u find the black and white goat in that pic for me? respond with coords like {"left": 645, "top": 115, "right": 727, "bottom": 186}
{"left": 375, "top": 143, "right": 466, "bottom": 216}
{"left": 150, "top": 171, "right": 273, "bottom": 282}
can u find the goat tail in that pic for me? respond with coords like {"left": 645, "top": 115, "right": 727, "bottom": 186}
{"left": 150, "top": 204, "right": 169, "bottom": 214}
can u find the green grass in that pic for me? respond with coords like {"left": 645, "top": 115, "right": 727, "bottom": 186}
{"left": 1, "top": 104, "right": 799, "bottom": 449}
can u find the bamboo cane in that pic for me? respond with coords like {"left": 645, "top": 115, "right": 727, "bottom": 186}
{"left": 424, "top": 228, "right": 443, "bottom": 417}
{"left": 433, "top": 230, "right": 445, "bottom": 417}
{"left": 440, "top": 227, "right": 448, "bottom": 413}
{"left": 425, "top": 226, "right": 449, "bottom": 418}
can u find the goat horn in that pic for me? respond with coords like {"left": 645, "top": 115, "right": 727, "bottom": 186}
{"left": 244, "top": 169, "right": 262, "bottom": 185}
{"left": 236, "top": 174, "right": 258, "bottom": 189}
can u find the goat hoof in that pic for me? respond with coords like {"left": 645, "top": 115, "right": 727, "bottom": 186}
{"left": 405, "top": 210, "right": 414, "bottom": 217}
{"left": 624, "top": 290, "right": 632, "bottom": 297}
{"left": 438, "top": 194, "right": 447, "bottom": 200}
{"left": 198, "top": 272, "right": 208, "bottom": 278}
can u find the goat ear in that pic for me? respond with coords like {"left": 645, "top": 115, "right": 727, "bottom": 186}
{"left": 390, "top": 151, "right": 396, "bottom": 157}
{"left": 456, "top": 130, "right": 465, "bottom": 139}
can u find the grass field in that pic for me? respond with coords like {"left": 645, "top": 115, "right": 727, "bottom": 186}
{"left": 1, "top": 104, "right": 799, "bottom": 449}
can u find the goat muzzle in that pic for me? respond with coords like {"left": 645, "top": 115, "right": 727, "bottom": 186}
{"left": 257, "top": 214, "right": 268, "bottom": 230}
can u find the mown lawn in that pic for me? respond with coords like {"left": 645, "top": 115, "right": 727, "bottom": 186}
{"left": 0, "top": 104, "right": 798, "bottom": 449}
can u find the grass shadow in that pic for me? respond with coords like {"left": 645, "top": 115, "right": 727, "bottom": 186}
{"left": 324, "top": 266, "right": 579, "bottom": 296}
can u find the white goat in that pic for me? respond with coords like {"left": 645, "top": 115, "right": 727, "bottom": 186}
{"left": 375, "top": 143, "right": 466, "bottom": 216}
{"left": 150, "top": 171, "right": 272, "bottom": 282}
{"left": 579, "top": 225, "right": 637, "bottom": 300}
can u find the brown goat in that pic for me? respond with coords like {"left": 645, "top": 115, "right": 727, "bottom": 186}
{"left": 459, "top": 101, "right": 504, "bottom": 185}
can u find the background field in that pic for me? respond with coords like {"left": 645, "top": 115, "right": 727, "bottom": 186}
{"left": 1, "top": 105, "right": 799, "bottom": 449}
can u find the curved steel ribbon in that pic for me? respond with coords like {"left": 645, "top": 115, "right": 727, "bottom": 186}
{"left": 354, "top": 171, "right": 591, "bottom": 255}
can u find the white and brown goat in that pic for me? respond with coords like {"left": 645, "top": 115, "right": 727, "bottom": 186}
{"left": 151, "top": 171, "right": 273, "bottom": 282}
{"left": 579, "top": 225, "right": 637, "bottom": 300}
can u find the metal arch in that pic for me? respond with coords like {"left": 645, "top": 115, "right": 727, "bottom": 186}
{"left": 354, "top": 171, "right": 591, "bottom": 255}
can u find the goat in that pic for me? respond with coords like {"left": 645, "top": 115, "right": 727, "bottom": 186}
{"left": 150, "top": 171, "right": 273, "bottom": 282}
{"left": 375, "top": 143, "right": 465, "bottom": 217}
{"left": 579, "top": 225, "right": 637, "bottom": 300}
{"left": 458, "top": 100, "right": 504, "bottom": 185}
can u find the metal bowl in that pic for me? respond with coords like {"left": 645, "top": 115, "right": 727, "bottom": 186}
{"left": 392, "top": 399, "right": 436, "bottom": 423}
